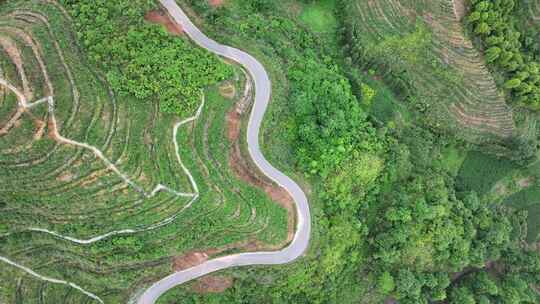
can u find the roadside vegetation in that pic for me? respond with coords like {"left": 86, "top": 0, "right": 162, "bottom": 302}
{"left": 1, "top": 0, "right": 540, "bottom": 303}
{"left": 60, "top": 0, "right": 233, "bottom": 114}
{"left": 0, "top": 1, "right": 287, "bottom": 302}
{"left": 158, "top": 0, "right": 540, "bottom": 303}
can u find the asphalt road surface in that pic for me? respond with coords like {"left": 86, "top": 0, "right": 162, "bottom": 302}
{"left": 136, "top": 1, "right": 312, "bottom": 303}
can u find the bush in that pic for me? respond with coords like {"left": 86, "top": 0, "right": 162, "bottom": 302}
{"left": 61, "top": 0, "right": 232, "bottom": 115}
{"left": 466, "top": 0, "right": 540, "bottom": 108}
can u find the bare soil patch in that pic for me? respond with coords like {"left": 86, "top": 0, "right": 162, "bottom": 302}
{"left": 452, "top": 0, "right": 467, "bottom": 21}
{"left": 172, "top": 251, "right": 210, "bottom": 272}
{"left": 47, "top": 116, "right": 60, "bottom": 141}
{"left": 226, "top": 111, "right": 241, "bottom": 141}
{"left": 171, "top": 249, "right": 233, "bottom": 294}
{"left": 219, "top": 82, "right": 235, "bottom": 99}
{"left": 32, "top": 119, "right": 46, "bottom": 140}
{"left": 493, "top": 181, "right": 508, "bottom": 196}
{"left": 384, "top": 298, "right": 398, "bottom": 304}
{"left": 209, "top": 0, "right": 225, "bottom": 8}
{"left": 517, "top": 176, "right": 534, "bottom": 189}
{"left": 227, "top": 110, "right": 295, "bottom": 244}
{"left": 0, "top": 107, "right": 24, "bottom": 136}
{"left": 144, "top": 10, "right": 183, "bottom": 36}
{"left": 56, "top": 171, "right": 74, "bottom": 183}
{"left": 192, "top": 275, "right": 233, "bottom": 293}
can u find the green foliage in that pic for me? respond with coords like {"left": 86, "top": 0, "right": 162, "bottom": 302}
{"left": 364, "top": 122, "right": 521, "bottom": 302}
{"left": 504, "top": 185, "right": 540, "bottom": 243}
{"left": 456, "top": 151, "right": 519, "bottom": 195}
{"left": 283, "top": 30, "right": 386, "bottom": 215}
{"left": 60, "top": 0, "right": 232, "bottom": 115}
{"left": 377, "top": 271, "right": 396, "bottom": 295}
{"left": 466, "top": 0, "right": 540, "bottom": 108}
{"left": 505, "top": 78, "right": 522, "bottom": 89}
{"left": 449, "top": 287, "right": 476, "bottom": 304}
{"left": 447, "top": 247, "right": 540, "bottom": 304}
{"left": 373, "top": 177, "right": 513, "bottom": 269}
{"left": 290, "top": 58, "right": 384, "bottom": 180}
{"left": 360, "top": 83, "right": 376, "bottom": 105}
{"left": 362, "top": 22, "right": 432, "bottom": 70}
{"left": 485, "top": 46, "right": 502, "bottom": 62}
{"left": 299, "top": 0, "right": 338, "bottom": 33}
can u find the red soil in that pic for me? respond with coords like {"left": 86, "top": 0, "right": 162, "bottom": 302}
{"left": 171, "top": 250, "right": 234, "bottom": 294}
{"left": 209, "top": 0, "right": 225, "bottom": 8}
{"left": 144, "top": 10, "right": 183, "bottom": 36}
{"left": 192, "top": 275, "right": 233, "bottom": 293}
{"left": 172, "top": 251, "right": 210, "bottom": 272}
{"left": 47, "top": 116, "right": 59, "bottom": 141}
{"left": 226, "top": 110, "right": 296, "bottom": 244}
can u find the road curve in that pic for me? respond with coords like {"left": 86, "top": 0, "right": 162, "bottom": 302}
{"left": 136, "top": 1, "right": 312, "bottom": 303}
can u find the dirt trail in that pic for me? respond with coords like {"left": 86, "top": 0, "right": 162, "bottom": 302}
{"left": 173, "top": 251, "right": 211, "bottom": 271}
{"left": 0, "top": 35, "right": 33, "bottom": 100}
{"left": 0, "top": 107, "right": 25, "bottom": 135}
{"left": 452, "top": 0, "right": 467, "bottom": 21}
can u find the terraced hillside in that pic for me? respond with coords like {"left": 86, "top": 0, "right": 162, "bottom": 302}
{"left": 343, "top": 0, "right": 517, "bottom": 142}
{"left": 0, "top": 1, "right": 288, "bottom": 303}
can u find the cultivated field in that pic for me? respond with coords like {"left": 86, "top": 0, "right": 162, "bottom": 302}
{"left": 344, "top": 0, "right": 517, "bottom": 142}
{"left": 0, "top": 1, "right": 287, "bottom": 303}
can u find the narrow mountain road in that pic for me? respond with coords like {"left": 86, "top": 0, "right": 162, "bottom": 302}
{"left": 136, "top": 1, "right": 312, "bottom": 303}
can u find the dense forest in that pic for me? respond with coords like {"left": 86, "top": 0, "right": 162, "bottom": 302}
{"left": 467, "top": 0, "right": 540, "bottom": 109}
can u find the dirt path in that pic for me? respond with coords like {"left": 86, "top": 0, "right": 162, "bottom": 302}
{"left": 0, "top": 35, "right": 33, "bottom": 100}
{"left": 0, "top": 76, "right": 208, "bottom": 303}
{"left": 452, "top": 0, "right": 467, "bottom": 21}
{"left": 0, "top": 256, "right": 104, "bottom": 304}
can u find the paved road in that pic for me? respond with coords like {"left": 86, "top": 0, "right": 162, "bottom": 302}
{"left": 136, "top": 1, "right": 312, "bottom": 303}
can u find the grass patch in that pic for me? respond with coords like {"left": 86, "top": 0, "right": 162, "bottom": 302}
{"left": 456, "top": 151, "right": 519, "bottom": 195}
{"left": 299, "top": 0, "right": 337, "bottom": 33}
{"left": 440, "top": 146, "right": 467, "bottom": 177}
{"left": 361, "top": 75, "right": 411, "bottom": 126}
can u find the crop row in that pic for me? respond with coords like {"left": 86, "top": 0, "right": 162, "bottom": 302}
{"left": 0, "top": 1, "right": 287, "bottom": 303}
{"left": 348, "top": 0, "right": 516, "bottom": 141}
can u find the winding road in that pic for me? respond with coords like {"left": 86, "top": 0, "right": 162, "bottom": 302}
{"left": 136, "top": 1, "right": 312, "bottom": 303}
